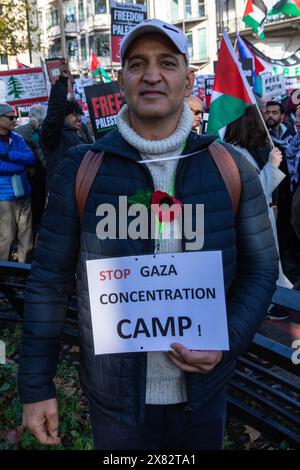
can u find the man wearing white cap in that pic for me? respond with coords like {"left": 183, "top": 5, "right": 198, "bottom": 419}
{"left": 19, "top": 20, "right": 278, "bottom": 449}
{"left": 0, "top": 103, "right": 36, "bottom": 262}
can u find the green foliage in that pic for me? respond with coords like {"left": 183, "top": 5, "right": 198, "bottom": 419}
{"left": 0, "top": 0, "right": 38, "bottom": 55}
{"left": 0, "top": 324, "right": 93, "bottom": 450}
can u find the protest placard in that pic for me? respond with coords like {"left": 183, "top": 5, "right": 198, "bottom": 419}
{"left": 261, "top": 74, "right": 286, "bottom": 98}
{"left": 45, "top": 58, "right": 74, "bottom": 97}
{"left": 0, "top": 68, "right": 48, "bottom": 106}
{"left": 86, "top": 251, "right": 229, "bottom": 355}
{"left": 84, "top": 81, "right": 123, "bottom": 139}
{"left": 204, "top": 75, "right": 215, "bottom": 109}
{"left": 73, "top": 77, "right": 94, "bottom": 116}
{"left": 193, "top": 74, "right": 206, "bottom": 108}
{"left": 240, "top": 58, "right": 254, "bottom": 87}
{"left": 110, "top": 1, "right": 147, "bottom": 63}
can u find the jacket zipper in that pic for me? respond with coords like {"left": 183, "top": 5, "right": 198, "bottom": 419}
{"left": 176, "top": 155, "right": 193, "bottom": 425}
{"left": 131, "top": 154, "right": 188, "bottom": 425}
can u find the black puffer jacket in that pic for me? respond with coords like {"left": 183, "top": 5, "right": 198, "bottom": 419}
{"left": 40, "top": 76, "right": 85, "bottom": 192}
{"left": 18, "top": 130, "right": 278, "bottom": 425}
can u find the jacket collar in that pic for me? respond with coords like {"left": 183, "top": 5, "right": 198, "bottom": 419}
{"left": 91, "top": 129, "right": 217, "bottom": 162}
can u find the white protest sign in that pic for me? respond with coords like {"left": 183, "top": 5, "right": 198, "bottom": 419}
{"left": 86, "top": 251, "right": 229, "bottom": 355}
{"left": 0, "top": 68, "right": 48, "bottom": 105}
{"left": 261, "top": 73, "right": 286, "bottom": 98}
{"left": 74, "top": 78, "right": 93, "bottom": 102}
{"left": 74, "top": 78, "right": 93, "bottom": 117}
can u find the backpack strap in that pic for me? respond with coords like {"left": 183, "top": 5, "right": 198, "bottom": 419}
{"left": 75, "top": 150, "right": 105, "bottom": 221}
{"left": 75, "top": 142, "right": 241, "bottom": 221}
{"left": 208, "top": 141, "right": 241, "bottom": 215}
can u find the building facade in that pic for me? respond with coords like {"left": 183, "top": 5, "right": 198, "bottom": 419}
{"left": 1, "top": 0, "right": 299, "bottom": 75}
{"left": 28, "top": 0, "right": 218, "bottom": 74}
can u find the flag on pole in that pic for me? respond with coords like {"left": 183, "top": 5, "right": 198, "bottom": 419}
{"left": 90, "top": 49, "right": 100, "bottom": 73}
{"left": 269, "top": 0, "right": 300, "bottom": 16}
{"left": 92, "top": 67, "right": 112, "bottom": 83}
{"left": 242, "top": 0, "right": 268, "bottom": 38}
{"left": 207, "top": 32, "right": 256, "bottom": 138}
{"left": 90, "top": 50, "right": 112, "bottom": 82}
{"left": 16, "top": 58, "right": 29, "bottom": 69}
{"left": 236, "top": 33, "right": 265, "bottom": 93}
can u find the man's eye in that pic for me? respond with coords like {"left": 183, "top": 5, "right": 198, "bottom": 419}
{"left": 130, "top": 62, "right": 143, "bottom": 69}
{"left": 162, "top": 61, "right": 176, "bottom": 68}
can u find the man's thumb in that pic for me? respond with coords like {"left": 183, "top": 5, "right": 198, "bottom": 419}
{"left": 47, "top": 411, "right": 59, "bottom": 438}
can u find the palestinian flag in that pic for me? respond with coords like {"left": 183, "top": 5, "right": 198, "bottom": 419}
{"left": 269, "top": 0, "right": 300, "bottom": 16}
{"left": 243, "top": 0, "right": 268, "bottom": 38}
{"left": 90, "top": 49, "right": 112, "bottom": 83}
{"left": 92, "top": 67, "right": 112, "bottom": 83}
{"left": 207, "top": 33, "right": 256, "bottom": 138}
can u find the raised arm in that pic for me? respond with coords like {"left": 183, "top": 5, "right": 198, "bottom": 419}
{"left": 40, "top": 60, "right": 70, "bottom": 151}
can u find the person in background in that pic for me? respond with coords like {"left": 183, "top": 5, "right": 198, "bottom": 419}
{"left": 266, "top": 100, "right": 300, "bottom": 276}
{"left": 15, "top": 104, "right": 47, "bottom": 161}
{"left": 15, "top": 104, "right": 47, "bottom": 235}
{"left": 40, "top": 59, "right": 85, "bottom": 192}
{"left": 225, "top": 105, "right": 293, "bottom": 320}
{"left": 185, "top": 95, "right": 204, "bottom": 134}
{"left": 79, "top": 116, "right": 95, "bottom": 144}
{"left": 283, "top": 90, "right": 299, "bottom": 131}
{"left": 0, "top": 103, "right": 36, "bottom": 263}
{"left": 266, "top": 100, "right": 295, "bottom": 141}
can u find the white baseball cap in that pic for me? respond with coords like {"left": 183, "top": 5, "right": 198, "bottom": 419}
{"left": 120, "top": 19, "right": 189, "bottom": 66}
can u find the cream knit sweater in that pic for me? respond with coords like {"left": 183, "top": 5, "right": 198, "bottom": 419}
{"left": 117, "top": 102, "right": 194, "bottom": 404}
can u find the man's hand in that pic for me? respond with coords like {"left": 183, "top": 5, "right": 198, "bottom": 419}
{"left": 22, "top": 398, "right": 61, "bottom": 445}
{"left": 167, "top": 344, "right": 223, "bottom": 373}
{"left": 269, "top": 147, "right": 283, "bottom": 168}
{"left": 59, "top": 59, "right": 70, "bottom": 79}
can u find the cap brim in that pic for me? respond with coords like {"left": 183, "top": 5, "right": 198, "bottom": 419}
{"left": 121, "top": 25, "right": 186, "bottom": 64}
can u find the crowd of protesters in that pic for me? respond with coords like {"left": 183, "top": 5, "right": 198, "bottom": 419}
{"left": 0, "top": 64, "right": 300, "bottom": 307}
{"left": 1, "top": 68, "right": 300, "bottom": 285}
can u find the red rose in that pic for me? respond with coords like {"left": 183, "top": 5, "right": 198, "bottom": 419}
{"left": 151, "top": 191, "right": 183, "bottom": 222}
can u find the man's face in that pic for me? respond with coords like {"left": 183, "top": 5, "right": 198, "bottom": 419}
{"left": 186, "top": 96, "right": 203, "bottom": 130}
{"left": 266, "top": 105, "right": 283, "bottom": 128}
{"left": 0, "top": 111, "right": 17, "bottom": 132}
{"left": 65, "top": 112, "right": 82, "bottom": 132}
{"left": 118, "top": 33, "right": 194, "bottom": 121}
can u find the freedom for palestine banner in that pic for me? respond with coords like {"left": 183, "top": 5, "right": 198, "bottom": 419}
{"left": 0, "top": 68, "right": 48, "bottom": 106}
{"left": 110, "top": 1, "right": 147, "bottom": 63}
{"left": 84, "top": 81, "right": 123, "bottom": 140}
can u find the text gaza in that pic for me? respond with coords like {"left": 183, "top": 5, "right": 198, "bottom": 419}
{"left": 99, "top": 264, "right": 178, "bottom": 281}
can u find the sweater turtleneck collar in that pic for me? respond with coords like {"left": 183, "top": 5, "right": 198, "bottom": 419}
{"left": 116, "top": 101, "right": 194, "bottom": 156}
